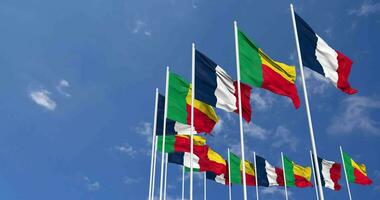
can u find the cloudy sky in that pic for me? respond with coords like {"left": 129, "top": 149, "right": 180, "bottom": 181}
{"left": 0, "top": 0, "right": 379, "bottom": 199}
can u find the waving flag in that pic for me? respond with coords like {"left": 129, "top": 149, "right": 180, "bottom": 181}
{"left": 229, "top": 152, "right": 256, "bottom": 185}
{"left": 294, "top": 12, "right": 357, "bottom": 94}
{"left": 206, "top": 171, "right": 228, "bottom": 185}
{"left": 238, "top": 30, "right": 300, "bottom": 108}
{"left": 342, "top": 152, "right": 372, "bottom": 185}
{"left": 157, "top": 135, "right": 206, "bottom": 153}
{"left": 283, "top": 155, "right": 312, "bottom": 187}
{"left": 167, "top": 73, "right": 219, "bottom": 133}
{"left": 195, "top": 50, "right": 252, "bottom": 122}
{"left": 168, "top": 152, "right": 202, "bottom": 171}
{"left": 317, "top": 157, "right": 342, "bottom": 190}
{"left": 255, "top": 155, "right": 284, "bottom": 187}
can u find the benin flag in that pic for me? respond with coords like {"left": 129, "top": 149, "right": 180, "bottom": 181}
{"left": 168, "top": 72, "right": 219, "bottom": 133}
{"left": 237, "top": 30, "right": 300, "bottom": 108}
{"left": 156, "top": 135, "right": 207, "bottom": 153}
{"left": 229, "top": 152, "right": 255, "bottom": 186}
{"left": 342, "top": 151, "right": 372, "bottom": 185}
{"left": 283, "top": 156, "right": 312, "bottom": 187}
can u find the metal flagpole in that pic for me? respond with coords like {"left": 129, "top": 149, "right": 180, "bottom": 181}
{"left": 253, "top": 152, "right": 259, "bottom": 200}
{"left": 190, "top": 42, "right": 195, "bottom": 200}
{"left": 233, "top": 20, "right": 248, "bottom": 200}
{"left": 163, "top": 153, "right": 168, "bottom": 200}
{"left": 151, "top": 135, "right": 158, "bottom": 200}
{"left": 289, "top": 4, "right": 325, "bottom": 200}
{"left": 309, "top": 150, "right": 320, "bottom": 200}
{"left": 148, "top": 89, "right": 159, "bottom": 200}
{"left": 204, "top": 172, "right": 207, "bottom": 200}
{"left": 182, "top": 166, "right": 185, "bottom": 200}
{"left": 340, "top": 146, "right": 353, "bottom": 200}
{"left": 228, "top": 148, "right": 232, "bottom": 200}
{"left": 159, "top": 67, "right": 170, "bottom": 200}
{"left": 281, "top": 152, "right": 289, "bottom": 200}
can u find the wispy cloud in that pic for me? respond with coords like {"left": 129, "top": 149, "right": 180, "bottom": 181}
{"left": 124, "top": 176, "right": 141, "bottom": 184}
{"left": 251, "top": 91, "right": 275, "bottom": 111}
{"left": 244, "top": 123, "right": 269, "bottom": 140}
{"left": 271, "top": 126, "right": 298, "bottom": 151}
{"left": 349, "top": 1, "right": 380, "bottom": 16}
{"left": 136, "top": 122, "right": 153, "bottom": 143}
{"left": 132, "top": 20, "right": 151, "bottom": 36}
{"left": 29, "top": 89, "right": 57, "bottom": 111}
{"left": 56, "top": 79, "right": 71, "bottom": 97}
{"left": 114, "top": 143, "right": 137, "bottom": 157}
{"left": 302, "top": 67, "right": 330, "bottom": 95}
{"left": 261, "top": 187, "right": 292, "bottom": 198}
{"left": 83, "top": 176, "right": 100, "bottom": 191}
{"left": 328, "top": 96, "right": 380, "bottom": 135}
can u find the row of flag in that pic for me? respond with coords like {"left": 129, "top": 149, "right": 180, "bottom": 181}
{"left": 148, "top": 4, "right": 371, "bottom": 200}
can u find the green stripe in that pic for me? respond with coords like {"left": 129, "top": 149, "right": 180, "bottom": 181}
{"left": 238, "top": 29, "right": 264, "bottom": 88}
{"left": 229, "top": 152, "right": 242, "bottom": 184}
{"left": 283, "top": 156, "right": 295, "bottom": 186}
{"left": 342, "top": 151, "right": 355, "bottom": 182}
{"left": 167, "top": 73, "right": 189, "bottom": 124}
{"left": 156, "top": 135, "right": 175, "bottom": 153}
{"left": 185, "top": 167, "right": 200, "bottom": 172}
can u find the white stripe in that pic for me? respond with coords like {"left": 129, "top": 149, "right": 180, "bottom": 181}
{"left": 321, "top": 159, "right": 336, "bottom": 190}
{"left": 183, "top": 152, "right": 200, "bottom": 169}
{"left": 265, "top": 160, "right": 279, "bottom": 186}
{"left": 315, "top": 35, "right": 339, "bottom": 87}
{"left": 175, "top": 122, "right": 197, "bottom": 135}
{"left": 215, "top": 66, "right": 237, "bottom": 112}
{"left": 214, "top": 174, "right": 226, "bottom": 185}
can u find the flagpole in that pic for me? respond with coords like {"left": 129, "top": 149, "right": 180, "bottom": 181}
{"left": 163, "top": 153, "right": 168, "bottom": 200}
{"left": 233, "top": 20, "right": 248, "bottom": 200}
{"left": 159, "top": 66, "right": 170, "bottom": 200}
{"left": 182, "top": 166, "right": 185, "bottom": 200}
{"left": 281, "top": 152, "right": 289, "bottom": 200}
{"left": 290, "top": 4, "right": 325, "bottom": 200}
{"left": 204, "top": 172, "right": 207, "bottom": 200}
{"left": 309, "top": 150, "right": 320, "bottom": 200}
{"left": 148, "top": 88, "right": 159, "bottom": 200}
{"left": 228, "top": 148, "right": 232, "bottom": 200}
{"left": 190, "top": 42, "right": 195, "bottom": 200}
{"left": 151, "top": 135, "right": 158, "bottom": 200}
{"left": 340, "top": 146, "right": 353, "bottom": 200}
{"left": 253, "top": 152, "right": 259, "bottom": 200}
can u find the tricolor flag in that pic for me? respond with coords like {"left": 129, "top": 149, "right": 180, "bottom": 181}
{"left": 229, "top": 152, "right": 256, "bottom": 186}
{"left": 237, "top": 30, "right": 301, "bottom": 108}
{"left": 167, "top": 72, "right": 219, "bottom": 133}
{"left": 156, "top": 135, "right": 207, "bottom": 154}
{"left": 317, "top": 157, "right": 342, "bottom": 190}
{"left": 156, "top": 94, "right": 195, "bottom": 135}
{"left": 195, "top": 50, "right": 252, "bottom": 122}
{"left": 206, "top": 171, "right": 228, "bottom": 185}
{"left": 255, "top": 155, "right": 284, "bottom": 187}
{"left": 168, "top": 152, "right": 202, "bottom": 171}
{"left": 294, "top": 12, "right": 357, "bottom": 94}
{"left": 342, "top": 151, "right": 372, "bottom": 185}
{"left": 283, "top": 155, "right": 312, "bottom": 187}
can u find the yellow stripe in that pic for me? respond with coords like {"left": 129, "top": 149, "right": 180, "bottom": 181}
{"left": 293, "top": 163, "right": 311, "bottom": 181}
{"left": 176, "top": 135, "right": 206, "bottom": 146}
{"left": 207, "top": 148, "right": 226, "bottom": 165}
{"left": 351, "top": 159, "right": 368, "bottom": 176}
{"left": 185, "top": 84, "right": 219, "bottom": 123}
{"left": 240, "top": 160, "right": 255, "bottom": 176}
{"left": 259, "top": 49, "right": 296, "bottom": 83}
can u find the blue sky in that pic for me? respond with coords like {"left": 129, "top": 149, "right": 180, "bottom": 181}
{"left": 0, "top": 0, "right": 379, "bottom": 199}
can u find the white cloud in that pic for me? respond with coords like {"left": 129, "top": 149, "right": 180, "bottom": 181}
{"left": 302, "top": 67, "right": 330, "bottom": 95}
{"left": 29, "top": 89, "right": 57, "bottom": 111}
{"left": 271, "top": 126, "right": 298, "bottom": 151}
{"left": 132, "top": 20, "right": 151, "bottom": 36}
{"left": 251, "top": 92, "right": 275, "bottom": 111}
{"left": 261, "top": 187, "right": 292, "bottom": 198}
{"left": 349, "top": 1, "right": 380, "bottom": 16}
{"left": 124, "top": 176, "right": 141, "bottom": 184}
{"left": 56, "top": 79, "right": 71, "bottom": 97}
{"left": 213, "top": 119, "right": 224, "bottom": 135}
{"left": 114, "top": 143, "right": 137, "bottom": 157}
{"left": 328, "top": 96, "right": 380, "bottom": 135}
{"left": 83, "top": 176, "right": 100, "bottom": 191}
{"left": 244, "top": 123, "right": 269, "bottom": 140}
{"left": 136, "top": 122, "right": 153, "bottom": 143}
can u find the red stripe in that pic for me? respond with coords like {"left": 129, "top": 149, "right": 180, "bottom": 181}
{"left": 199, "top": 147, "right": 227, "bottom": 175}
{"left": 336, "top": 51, "right": 357, "bottom": 95}
{"left": 294, "top": 174, "right": 312, "bottom": 188}
{"left": 275, "top": 168, "right": 285, "bottom": 186}
{"left": 330, "top": 163, "right": 342, "bottom": 190}
{"left": 173, "top": 136, "right": 208, "bottom": 154}
{"left": 233, "top": 81, "right": 252, "bottom": 122}
{"left": 261, "top": 64, "right": 300, "bottom": 109}
{"left": 186, "top": 105, "right": 217, "bottom": 133}
{"left": 354, "top": 168, "right": 373, "bottom": 185}
{"left": 240, "top": 172, "right": 256, "bottom": 186}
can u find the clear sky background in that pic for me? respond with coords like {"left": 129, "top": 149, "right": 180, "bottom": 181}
{"left": 0, "top": 0, "right": 379, "bottom": 199}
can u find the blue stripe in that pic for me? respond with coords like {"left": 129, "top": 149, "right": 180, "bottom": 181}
{"left": 195, "top": 50, "right": 218, "bottom": 107}
{"left": 317, "top": 157, "right": 326, "bottom": 187}
{"left": 206, "top": 171, "right": 217, "bottom": 181}
{"left": 256, "top": 155, "right": 270, "bottom": 187}
{"left": 156, "top": 94, "right": 176, "bottom": 135}
{"left": 168, "top": 152, "right": 184, "bottom": 165}
{"left": 295, "top": 12, "right": 325, "bottom": 76}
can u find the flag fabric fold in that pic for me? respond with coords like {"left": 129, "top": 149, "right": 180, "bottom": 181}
{"left": 256, "top": 155, "right": 284, "bottom": 187}
{"left": 283, "top": 155, "right": 312, "bottom": 187}
{"left": 195, "top": 50, "right": 252, "bottom": 122}
{"left": 237, "top": 30, "right": 301, "bottom": 108}
{"left": 206, "top": 171, "right": 229, "bottom": 185}
{"left": 229, "top": 152, "right": 256, "bottom": 185}
{"left": 294, "top": 12, "right": 357, "bottom": 94}
{"left": 342, "top": 151, "right": 372, "bottom": 185}
{"left": 317, "top": 157, "right": 342, "bottom": 190}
